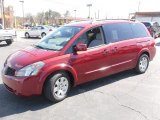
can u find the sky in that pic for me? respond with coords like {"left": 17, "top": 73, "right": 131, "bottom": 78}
{"left": 4, "top": 0, "right": 160, "bottom": 19}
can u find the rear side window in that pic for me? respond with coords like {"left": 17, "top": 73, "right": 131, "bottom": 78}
{"left": 102, "top": 23, "right": 134, "bottom": 43}
{"left": 131, "top": 23, "right": 149, "bottom": 38}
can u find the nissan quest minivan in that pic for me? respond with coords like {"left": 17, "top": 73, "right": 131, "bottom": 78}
{"left": 1, "top": 20, "right": 156, "bottom": 102}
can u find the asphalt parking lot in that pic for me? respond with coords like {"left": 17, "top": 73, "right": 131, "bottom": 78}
{"left": 0, "top": 35, "right": 160, "bottom": 120}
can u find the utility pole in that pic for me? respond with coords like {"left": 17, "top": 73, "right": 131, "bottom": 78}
{"left": 19, "top": 0, "right": 24, "bottom": 28}
{"left": 95, "top": 12, "right": 96, "bottom": 19}
{"left": 87, "top": 4, "right": 92, "bottom": 19}
{"left": 74, "top": 10, "right": 77, "bottom": 20}
{"left": 98, "top": 10, "right": 99, "bottom": 19}
{"left": 1, "top": 0, "right": 5, "bottom": 28}
{"left": 138, "top": 1, "right": 141, "bottom": 12}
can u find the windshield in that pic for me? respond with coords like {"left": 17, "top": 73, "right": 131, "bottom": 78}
{"left": 35, "top": 26, "right": 83, "bottom": 51}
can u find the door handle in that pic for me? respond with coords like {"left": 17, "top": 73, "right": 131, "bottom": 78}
{"left": 103, "top": 49, "right": 109, "bottom": 55}
{"left": 114, "top": 47, "right": 118, "bottom": 52}
{"left": 111, "top": 47, "right": 118, "bottom": 53}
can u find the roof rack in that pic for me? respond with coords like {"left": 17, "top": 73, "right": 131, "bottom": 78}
{"left": 94, "top": 19, "right": 136, "bottom": 22}
{"left": 69, "top": 19, "right": 137, "bottom": 24}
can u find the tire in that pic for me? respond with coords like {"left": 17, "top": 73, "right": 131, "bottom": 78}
{"left": 25, "top": 32, "right": 30, "bottom": 38}
{"left": 6, "top": 39, "right": 12, "bottom": 45}
{"left": 44, "top": 72, "right": 71, "bottom": 102}
{"left": 135, "top": 54, "right": 149, "bottom": 74}
{"left": 41, "top": 33, "right": 46, "bottom": 38}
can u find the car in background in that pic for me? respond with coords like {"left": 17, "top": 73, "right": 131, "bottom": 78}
{"left": 142, "top": 22, "right": 160, "bottom": 38}
{"left": 0, "top": 24, "right": 16, "bottom": 45}
{"left": 45, "top": 25, "right": 57, "bottom": 32}
{"left": 24, "top": 25, "right": 53, "bottom": 38}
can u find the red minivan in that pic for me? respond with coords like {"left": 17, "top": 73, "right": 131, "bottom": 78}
{"left": 1, "top": 20, "right": 156, "bottom": 102}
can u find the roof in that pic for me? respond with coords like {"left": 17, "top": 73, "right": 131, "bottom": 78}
{"left": 65, "top": 20, "right": 135, "bottom": 27}
{"left": 135, "top": 12, "right": 160, "bottom": 16}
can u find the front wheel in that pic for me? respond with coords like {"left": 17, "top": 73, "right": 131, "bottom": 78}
{"left": 44, "top": 72, "right": 71, "bottom": 102}
{"left": 135, "top": 54, "right": 149, "bottom": 74}
{"left": 25, "top": 32, "right": 30, "bottom": 38}
{"left": 41, "top": 33, "right": 46, "bottom": 38}
{"left": 6, "top": 39, "right": 12, "bottom": 45}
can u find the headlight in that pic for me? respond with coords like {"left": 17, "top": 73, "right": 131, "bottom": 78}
{"left": 15, "top": 61, "right": 45, "bottom": 77}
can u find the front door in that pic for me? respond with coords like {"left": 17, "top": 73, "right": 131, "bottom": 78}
{"left": 70, "top": 45, "right": 111, "bottom": 84}
{"left": 68, "top": 26, "right": 112, "bottom": 84}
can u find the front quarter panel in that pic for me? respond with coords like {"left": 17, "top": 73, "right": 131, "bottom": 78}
{"left": 38, "top": 55, "right": 79, "bottom": 94}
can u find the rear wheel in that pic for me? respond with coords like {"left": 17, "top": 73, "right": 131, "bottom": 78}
{"left": 135, "top": 54, "right": 149, "bottom": 74}
{"left": 44, "top": 72, "right": 71, "bottom": 102}
{"left": 6, "top": 40, "right": 12, "bottom": 45}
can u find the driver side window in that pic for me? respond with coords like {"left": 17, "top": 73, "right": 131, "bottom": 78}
{"left": 66, "top": 26, "right": 104, "bottom": 54}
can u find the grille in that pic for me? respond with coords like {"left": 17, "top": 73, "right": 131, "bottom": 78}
{"left": 5, "top": 66, "right": 15, "bottom": 76}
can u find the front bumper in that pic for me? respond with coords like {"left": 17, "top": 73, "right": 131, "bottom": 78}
{"left": 2, "top": 73, "right": 42, "bottom": 96}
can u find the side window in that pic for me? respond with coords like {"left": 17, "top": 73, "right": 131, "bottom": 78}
{"left": 102, "top": 23, "right": 134, "bottom": 43}
{"left": 31, "top": 27, "right": 37, "bottom": 30}
{"left": 65, "top": 26, "right": 104, "bottom": 54}
{"left": 131, "top": 23, "right": 149, "bottom": 38}
{"left": 37, "top": 26, "right": 44, "bottom": 30}
{"left": 41, "top": 26, "right": 45, "bottom": 29}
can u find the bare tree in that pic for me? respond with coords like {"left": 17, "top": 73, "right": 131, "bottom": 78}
{"left": 35, "top": 10, "right": 61, "bottom": 25}
{"left": 44, "top": 10, "right": 61, "bottom": 24}
{"left": 25, "top": 13, "right": 35, "bottom": 26}
{"left": 36, "top": 12, "right": 45, "bottom": 25}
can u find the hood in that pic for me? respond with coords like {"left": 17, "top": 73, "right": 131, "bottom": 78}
{"left": 7, "top": 46, "right": 60, "bottom": 69}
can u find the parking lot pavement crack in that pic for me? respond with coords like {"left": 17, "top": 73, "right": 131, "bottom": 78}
{"left": 93, "top": 90, "right": 104, "bottom": 94}
{"left": 93, "top": 90, "right": 150, "bottom": 120}
{"left": 120, "top": 104, "right": 149, "bottom": 120}
{"left": 112, "top": 94, "right": 151, "bottom": 120}
{"left": 125, "top": 69, "right": 158, "bottom": 96}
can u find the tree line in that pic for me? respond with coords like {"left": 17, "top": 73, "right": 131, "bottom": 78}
{"left": 23, "top": 10, "right": 71, "bottom": 26}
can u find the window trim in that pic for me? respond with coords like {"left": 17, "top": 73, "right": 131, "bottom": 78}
{"left": 65, "top": 25, "right": 106, "bottom": 54}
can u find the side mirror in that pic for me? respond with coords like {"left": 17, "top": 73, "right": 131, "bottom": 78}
{"left": 75, "top": 43, "right": 87, "bottom": 52}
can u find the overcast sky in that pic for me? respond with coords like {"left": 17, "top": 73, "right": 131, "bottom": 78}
{"left": 4, "top": 0, "right": 160, "bottom": 19}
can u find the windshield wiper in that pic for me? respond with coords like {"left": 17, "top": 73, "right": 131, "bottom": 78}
{"left": 35, "top": 45, "right": 46, "bottom": 49}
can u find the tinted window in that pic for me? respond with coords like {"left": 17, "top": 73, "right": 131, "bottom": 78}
{"left": 102, "top": 23, "right": 134, "bottom": 43}
{"left": 131, "top": 23, "right": 148, "bottom": 38}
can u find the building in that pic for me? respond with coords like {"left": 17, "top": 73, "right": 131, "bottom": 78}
{"left": 4, "top": 6, "right": 14, "bottom": 28}
{"left": 0, "top": 3, "right": 14, "bottom": 28}
{"left": 0, "top": 0, "right": 3, "bottom": 25}
{"left": 129, "top": 12, "right": 160, "bottom": 25}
